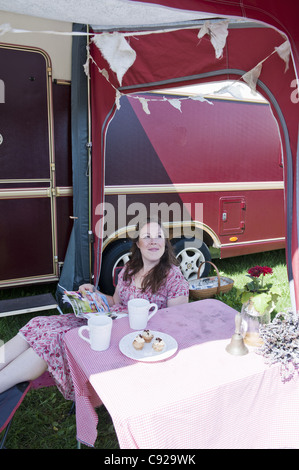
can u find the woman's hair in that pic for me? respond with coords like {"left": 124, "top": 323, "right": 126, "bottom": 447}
{"left": 123, "top": 217, "right": 178, "bottom": 293}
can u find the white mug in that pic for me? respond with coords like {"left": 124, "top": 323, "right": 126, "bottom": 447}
{"left": 78, "top": 315, "right": 112, "bottom": 351}
{"left": 128, "top": 298, "right": 158, "bottom": 330}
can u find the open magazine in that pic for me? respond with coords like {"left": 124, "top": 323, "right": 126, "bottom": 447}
{"left": 62, "top": 290, "right": 126, "bottom": 320}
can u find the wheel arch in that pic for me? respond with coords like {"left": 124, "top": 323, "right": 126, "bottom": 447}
{"left": 101, "top": 221, "right": 220, "bottom": 253}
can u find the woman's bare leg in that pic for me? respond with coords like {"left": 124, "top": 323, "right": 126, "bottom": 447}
{"left": 0, "top": 335, "right": 47, "bottom": 393}
{"left": 0, "top": 334, "right": 30, "bottom": 372}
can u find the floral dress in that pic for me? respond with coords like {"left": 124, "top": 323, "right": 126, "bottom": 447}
{"left": 19, "top": 265, "right": 189, "bottom": 400}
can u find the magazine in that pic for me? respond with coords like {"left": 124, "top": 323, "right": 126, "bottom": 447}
{"left": 62, "top": 290, "right": 126, "bottom": 320}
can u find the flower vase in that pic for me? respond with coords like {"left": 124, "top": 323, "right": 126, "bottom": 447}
{"left": 241, "top": 298, "right": 271, "bottom": 347}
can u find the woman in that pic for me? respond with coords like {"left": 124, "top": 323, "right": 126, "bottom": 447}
{"left": 80, "top": 218, "right": 189, "bottom": 313}
{"left": 0, "top": 219, "right": 189, "bottom": 400}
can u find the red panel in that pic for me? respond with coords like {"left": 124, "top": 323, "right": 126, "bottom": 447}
{"left": 128, "top": 95, "right": 283, "bottom": 184}
{"left": 0, "top": 198, "right": 53, "bottom": 280}
{"left": 0, "top": 46, "right": 50, "bottom": 180}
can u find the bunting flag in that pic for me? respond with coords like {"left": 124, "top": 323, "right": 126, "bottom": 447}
{"left": 197, "top": 19, "right": 229, "bottom": 59}
{"left": 214, "top": 83, "right": 247, "bottom": 100}
{"left": 92, "top": 32, "right": 136, "bottom": 86}
{"left": 168, "top": 98, "right": 182, "bottom": 112}
{"left": 241, "top": 62, "right": 263, "bottom": 93}
{"left": 138, "top": 97, "right": 151, "bottom": 115}
{"left": 115, "top": 90, "right": 122, "bottom": 110}
{"left": 275, "top": 40, "right": 291, "bottom": 72}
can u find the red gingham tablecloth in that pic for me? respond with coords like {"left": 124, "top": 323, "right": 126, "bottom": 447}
{"left": 64, "top": 299, "right": 299, "bottom": 449}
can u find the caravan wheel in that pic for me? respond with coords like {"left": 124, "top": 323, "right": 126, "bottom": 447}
{"left": 171, "top": 238, "right": 211, "bottom": 282}
{"left": 99, "top": 239, "right": 132, "bottom": 295}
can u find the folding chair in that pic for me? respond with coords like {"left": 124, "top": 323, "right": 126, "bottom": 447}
{"left": 0, "top": 372, "right": 55, "bottom": 449}
{"left": 0, "top": 381, "right": 31, "bottom": 449}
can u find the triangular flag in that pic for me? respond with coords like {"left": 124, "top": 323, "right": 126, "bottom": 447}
{"left": 191, "top": 95, "right": 213, "bottom": 105}
{"left": 83, "top": 56, "right": 90, "bottom": 78}
{"left": 242, "top": 63, "right": 263, "bottom": 93}
{"left": 275, "top": 40, "right": 291, "bottom": 72}
{"left": 168, "top": 98, "right": 182, "bottom": 112}
{"left": 138, "top": 97, "right": 151, "bottom": 115}
{"left": 197, "top": 20, "right": 229, "bottom": 59}
{"left": 115, "top": 90, "right": 122, "bottom": 110}
{"left": 92, "top": 32, "right": 136, "bottom": 86}
{"left": 214, "top": 83, "right": 245, "bottom": 100}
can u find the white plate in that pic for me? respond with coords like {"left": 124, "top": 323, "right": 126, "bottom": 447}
{"left": 119, "top": 330, "right": 178, "bottom": 362}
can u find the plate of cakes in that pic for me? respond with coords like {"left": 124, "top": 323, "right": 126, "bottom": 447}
{"left": 119, "top": 329, "right": 178, "bottom": 362}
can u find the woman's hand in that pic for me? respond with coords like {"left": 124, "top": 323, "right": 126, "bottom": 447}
{"left": 78, "top": 283, "right": 113, "bottom": 311}
{"left": 78, "top": 283, "right": 95, "bottom": 295}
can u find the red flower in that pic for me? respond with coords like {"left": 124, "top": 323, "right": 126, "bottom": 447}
{"left": 260, "top": 266, "right": 273, "bottom": 276}
{"left": 247, "top": 266, "right": 263, "bottom": 277}
{"left": 247, "top": 265, "right": 273, "bottom": 277}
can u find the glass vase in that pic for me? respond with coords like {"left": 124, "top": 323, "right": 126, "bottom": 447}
{"left": 241, "top": 298, "right": 271, "bottom": 347}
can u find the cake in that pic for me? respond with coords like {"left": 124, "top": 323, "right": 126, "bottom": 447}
{"left": 132, "top": 334, "right": 145, "bottom": 350}
{"left": 152, "top": 337, "right": 165, "bottom": 352}
{"left": 142, "top": 329, "right": 154, "bottom": 343}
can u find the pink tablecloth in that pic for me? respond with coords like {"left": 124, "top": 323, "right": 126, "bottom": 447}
{"left": 64, "top": 299, "right": 299, "bottom": 449}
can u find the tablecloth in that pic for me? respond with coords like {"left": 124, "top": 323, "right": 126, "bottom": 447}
{"left": 64, "top": 299, "right": 299, "bottom": 449}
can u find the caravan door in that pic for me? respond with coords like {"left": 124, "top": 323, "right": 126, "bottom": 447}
{"left": 0, "top": 44, "right": 72, "bottom": 287}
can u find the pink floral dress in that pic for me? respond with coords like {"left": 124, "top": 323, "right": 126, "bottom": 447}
{"left": 19, "top": 265, "right": 189, "bottom": 400}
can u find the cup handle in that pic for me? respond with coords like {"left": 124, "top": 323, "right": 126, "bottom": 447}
{"left": 148, "top": 303, "right": 158, "bottom": 320}
{"left": 78, "top": 326, "right": 91, "bottom": 344}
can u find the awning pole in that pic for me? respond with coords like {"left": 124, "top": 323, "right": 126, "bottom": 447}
{"left": 86, "top": 24, "right": 93, "bottom": 282}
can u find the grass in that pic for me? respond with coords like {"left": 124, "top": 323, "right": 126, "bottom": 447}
{"left": 213, "top": 249, "right": 292, "bottom": 316}
{"left": 0, "top": 249, "right": 291, "bottom": 449}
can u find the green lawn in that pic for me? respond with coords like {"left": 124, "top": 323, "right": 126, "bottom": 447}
{"left": 0, "top": 249, "right": 291, "bottom": 449}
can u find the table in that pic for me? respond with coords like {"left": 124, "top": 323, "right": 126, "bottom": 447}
{"left": 64, "top": 299, "right": 299, "bottom": 449}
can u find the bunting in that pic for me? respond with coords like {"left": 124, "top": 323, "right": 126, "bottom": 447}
{"left": 0, "top": 21, "right": 293, "bottom": 113}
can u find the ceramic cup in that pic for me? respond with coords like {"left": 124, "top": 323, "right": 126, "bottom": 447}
{"left": 78, "top": 315, "right": 112, "bottom": 351}
{"left": 128, "top": 298, "right": 158, "bottom": 330}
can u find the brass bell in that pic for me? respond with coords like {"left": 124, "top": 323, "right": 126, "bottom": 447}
{"left": 226, "top": 313, "right": 249, "bottom": 356}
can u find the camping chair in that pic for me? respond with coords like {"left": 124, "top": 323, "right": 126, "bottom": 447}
{"left": 0, "top": 381, "right": 31, "bottom": 449}
{"left": 0, "top": 371, "right": 55, "bottom": 449}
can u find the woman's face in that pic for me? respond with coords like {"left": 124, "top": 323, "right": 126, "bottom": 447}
{"left": 137, "top": 222, "right": 166, "bottom": 266}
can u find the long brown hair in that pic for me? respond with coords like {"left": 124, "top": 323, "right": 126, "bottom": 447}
{"left": 123, "top": 218, "right": 178, "bottom": 293}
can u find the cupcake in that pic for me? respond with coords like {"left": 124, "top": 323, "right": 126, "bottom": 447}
{"left": 152, "top": 337, "right": 165, "bottom": 352}
{"left": 142, "top": 329, "right": 154, "bottom": 343}
{"left": 132, "top": 334, "right": 145, "bottom": 350}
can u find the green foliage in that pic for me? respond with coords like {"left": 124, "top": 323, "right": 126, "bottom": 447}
{"left": 213, "top": 249, "right": 291, "bottom": 316}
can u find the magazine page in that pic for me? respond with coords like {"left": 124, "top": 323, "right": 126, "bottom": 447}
{"left": 62, "top": 290, "right": 127, "bottom": 320}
